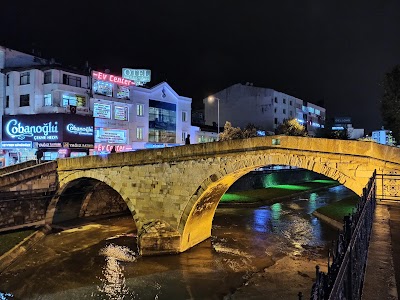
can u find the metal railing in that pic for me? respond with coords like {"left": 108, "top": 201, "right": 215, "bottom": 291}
{"left": 304, "top": 170, "right": 377, "bottom": 300}
{"left": 376, "top": 172, "right": 400, "bottom": 202}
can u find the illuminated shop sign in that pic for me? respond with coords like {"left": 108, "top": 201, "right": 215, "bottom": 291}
{"left": 5, "top": 118, "right": 59, "bottom": 141}
{"left": 116, "top": 85, "right": 130, "bottom": 99}
{"left": 92, "top": 71, "right": 135, "bottom": 86}
{"left": 66, "top": 123, "right": 94, "bottom": 136}
{"left": 93, "top": 103, "right": 111, "bottom": 119}
{"left": 95, "top": 128, "right": 128, "bottom": 144}
{"left": 94, "top": 144, "right": 132, "bottom": 152}
{"left": 114, "top": 106, "right": 128, "bottom": 121}
{"left": 2, "top": 114, "right": 94, "bottom": 148}
{"left": 93, "top": 81, "right": 113, "bottom": 97}
{"left": 122, "top": 68, "right": 151, "bottom": 86}
{"left": 1, "top": 141, "right": 32, "bottom": 149}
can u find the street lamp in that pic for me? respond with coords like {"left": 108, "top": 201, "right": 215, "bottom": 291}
{"left": 208, "top": 96, "right": 220, "bottom": 140}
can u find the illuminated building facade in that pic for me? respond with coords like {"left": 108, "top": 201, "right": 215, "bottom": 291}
{"left": 130, "top": 82, "right": 192, "bottom": 149}
{"left": 204, "top": 83, "right": 326, "bottom": 136}
{"left": 0, "top": 46, "right": 94, "bottom": 165}
{"left": 0, "top": 46, "right": 194, "bottom": 165}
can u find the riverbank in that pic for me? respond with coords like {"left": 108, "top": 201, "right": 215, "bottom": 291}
{"left": 219, "top": 179, "right": 340, "bottom": 207}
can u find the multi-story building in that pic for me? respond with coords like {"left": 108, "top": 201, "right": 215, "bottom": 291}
{"left": 0, "top": 46, "right": 195, "bottom": 166}
{"left": 331, "top": 117, "right": 365, "bottom": 140}
{"left": 372, "top": 127, "right": 396, "bottom": 146}
{"left": 130, "top": 81, "right": 192, "bottom": 149}
{"left": 204, "top": 83, "right": 326, "bottom": 136}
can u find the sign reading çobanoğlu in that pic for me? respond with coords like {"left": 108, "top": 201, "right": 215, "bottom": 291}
{"left": 2, "top": 114, "right": 94, "bottom": 148}
{"left": 92, "top": 71, "right": 135, "bottom": 86}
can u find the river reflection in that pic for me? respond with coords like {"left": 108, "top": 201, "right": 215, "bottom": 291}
{"left": 0, "top": 185, "right": 355, "bottom": 299}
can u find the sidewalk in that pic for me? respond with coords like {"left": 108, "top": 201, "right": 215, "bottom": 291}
{"left": 362, "top": 202, "right": 399, "bottom": 300}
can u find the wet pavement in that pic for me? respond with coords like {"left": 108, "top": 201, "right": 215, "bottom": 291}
{"left": 362, "top": 202, "right": 400, "bottom": 300}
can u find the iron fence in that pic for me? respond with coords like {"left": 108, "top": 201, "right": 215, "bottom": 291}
{"left": 376, "top": 172, "right": 400, "bottom": 202}
{"left": 305, "top": 170, "right": 377, "bottom": 300}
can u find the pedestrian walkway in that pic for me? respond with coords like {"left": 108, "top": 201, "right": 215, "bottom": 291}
{"left": 362, "top": 202, "right": 399, "bottom": 300}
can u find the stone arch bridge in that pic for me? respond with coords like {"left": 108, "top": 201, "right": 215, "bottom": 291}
{"left": 49, "top": 135, "right": 400, "bottom": 255}
{"left": 5, "top": 136, "right": 400, "bottom": 255}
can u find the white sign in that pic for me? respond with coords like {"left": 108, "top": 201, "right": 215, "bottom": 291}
{"left": 93, "top": 103, "right": 111, "bottom": 119}
{"left": 122, "top": 68, "right": 151, "bottom": 86}
{"left": 95, "top": 128, "right": 128, "bottom": 144}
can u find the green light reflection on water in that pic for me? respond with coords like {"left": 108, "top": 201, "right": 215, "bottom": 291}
{"left": 271, "top": 203, "right": 282, "bottom": 220}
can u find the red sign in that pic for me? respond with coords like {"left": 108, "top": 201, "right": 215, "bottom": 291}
{"left": 95, "top": 144, "right": 132, "bottom": 152}
{"left": 92, "top": 71, "right": 135, "bottom": 86}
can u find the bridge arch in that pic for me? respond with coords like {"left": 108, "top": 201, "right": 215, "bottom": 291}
{"left": 178, "top": 152, "right": 365, "bottom": 252}
{"left": 45, "top": 171, "right": 138, "bottom": 227}
{"left": 53, "top": 135, "right": 400, "bottom": 255}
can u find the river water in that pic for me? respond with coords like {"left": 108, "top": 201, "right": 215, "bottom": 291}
{"left": 0, "top": 185, "right": 355, "bottom": 300}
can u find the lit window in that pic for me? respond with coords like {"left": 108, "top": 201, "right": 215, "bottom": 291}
{"left": 20, "top": 72, "right": 30, "bottom": 85}
{"left": 62, "top": 95, "right": 77, "bottom": 107}
{"left": 136, "top": 127, "right": 144, "bottom": 140}
{"left": 137, "top": 104, "right": 144, "bottom": 116}
{"left": 182, "top": 132, "right": 188, "bottom": 142}
{"left": 44, "top": 94, "right": 52, "bottom": 106}
{"left": 182, "top": 111, "right": 187, "bottom": 122}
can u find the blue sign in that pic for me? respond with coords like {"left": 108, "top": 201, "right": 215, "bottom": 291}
{"left": 1, "top": 141, "right": 32, "bottom": 148}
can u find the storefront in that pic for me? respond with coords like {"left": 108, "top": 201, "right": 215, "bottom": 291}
{"left": 1, "top": 114, "right": 94, "bottom": 165}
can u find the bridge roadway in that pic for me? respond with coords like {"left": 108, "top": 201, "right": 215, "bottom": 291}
{"left": 1, "top": 135, "right": 400, "bottom": 255}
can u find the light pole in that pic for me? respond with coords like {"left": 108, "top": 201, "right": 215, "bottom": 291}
{"left": 208, "top": 96, "right": 220, "bottom": 140}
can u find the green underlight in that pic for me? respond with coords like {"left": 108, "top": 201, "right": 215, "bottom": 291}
{"left": 311, "top": 179, "right": 338, "bottom": 184}
{"left": 271, "top": 185, "right": 310, "bottom": 191}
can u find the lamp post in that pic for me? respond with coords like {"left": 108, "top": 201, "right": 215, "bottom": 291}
{"left": 208, "top": 96, "right": 220, "bottom": 140}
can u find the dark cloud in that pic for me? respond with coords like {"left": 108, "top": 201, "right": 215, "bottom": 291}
{"left": 1, "top": 0, "right": 400, "bottom": 132}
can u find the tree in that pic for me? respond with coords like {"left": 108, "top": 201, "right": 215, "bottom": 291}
{"left": 381, "top": 65, "right": 400, "bottom": 142}
{"left": 219, "top": 121, "right": 243, "bottom": 141}
{"left": 275, "top": 118, "right": 307, "bottom": 136}
{"left": 242, "top": 123, "right": 258, "bottom": 138}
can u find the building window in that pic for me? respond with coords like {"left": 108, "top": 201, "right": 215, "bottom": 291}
{"left": 20, "top": 94, "right": 30, "bottom": 107}
{"left": 44, "top": 94, "right": 52, "bottom": 106}
{"left": 44, "top": 71, "right": 52, "bottom": 84}
{"left": 274, "top": 97, "right": 278, "bottom": 103}
{"left": 62, "top": 95, "right": 77, "bottom": 107}
{"left": 283, "top": 109, "right": 286, "bottom": 114}
{"left": 149, "top": 100, "right": 176, "bottom": 143}
{"left": 6, "top": 74, "right": 9, "bottom": 86}
{"left": 5, "top": 95, "right": 9, "bottom": 108}
{"left": 137, "top": 103, "right": 144, "bottom": 116}
{"left": 274, "top": 118, "right": 278, "bottom": 124}
{"left": 182, "top": 132, "right": 188, "bottom": 142}
{"left": 289, "top": 100, "right": 293, "bottom": 106}
{"left": 136, "top": 127, "right": 144, "bottom": 140}
{"left": 274, "top": 108, "right": 277, "bottom": 113}
{"left": 283, "top": 98, "right": 286, "bottom": 104}
{"left": 20, "top": 72, "right": 30, "bottom": 85}
{"left": 182, "top": 111, "right": 188, "bottom": 122}
{"left": 290, "top": 111, "right": 293, "bottom": 117}
{"left": 63, "top": 74, "right": 81, "bottom": 87}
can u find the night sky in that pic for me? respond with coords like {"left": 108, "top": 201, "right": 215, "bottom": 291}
{"left": 1, "top": 1, "right": 400, "bottom": 133}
